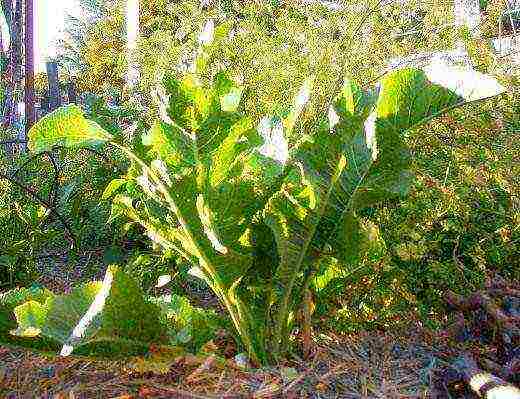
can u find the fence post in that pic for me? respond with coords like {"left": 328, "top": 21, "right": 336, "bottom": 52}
{"left": 67, "top": 81, "right": 77, "bottom": 104}
{"left": 46, "top": 61, "right": 61, "bottom": 111}
{"left": 40, "top": 90, "right": 50, "bottom": 116}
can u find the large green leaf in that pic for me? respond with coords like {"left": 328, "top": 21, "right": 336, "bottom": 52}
{"left": 28, "top": 105, "right": 113, "bottom": 153}
{"left": 329, "top": 65, "right": 505, "bottom": 264}
{"left": 350, "top": 64, "right": 505, "bottom": 209}
{"left": 262, "top": 62, "right": 505, "bottom": 350}
{"left": 9, "top": 266, "right": 167, "bottom": 356}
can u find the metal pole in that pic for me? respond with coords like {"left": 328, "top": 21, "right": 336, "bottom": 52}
{"left": 24, "top": 0, "right": 36, "bottom": 132}
{"left": 67, "top": 81, "right": 77, "bottom": 104}
{"left": 126, "top": 0, "right": 139, "bottom": 88}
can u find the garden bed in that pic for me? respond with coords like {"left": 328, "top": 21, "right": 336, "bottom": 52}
{"left": 0, "top": 324, "right": 449, "bottom": 398}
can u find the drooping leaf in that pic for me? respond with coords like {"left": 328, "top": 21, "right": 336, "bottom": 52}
{"left": 9, "top": 266, "right": 167, "bottom": 357}
{"left": 328, "top": 66, "right": 505, "bottom": 264}
{"left": 351, "top": 64, "right": 505, "bottom": 209}
{"left": 28, "top": 105, "right": 113, "bottom": 153}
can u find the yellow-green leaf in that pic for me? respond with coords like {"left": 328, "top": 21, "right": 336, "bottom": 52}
{"left": 28, "top": 105, "right": 113, "bottom": 153}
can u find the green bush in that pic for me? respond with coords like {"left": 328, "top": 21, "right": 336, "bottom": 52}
{"left": 10, "top": 20, "right": 506, "bottom": 365}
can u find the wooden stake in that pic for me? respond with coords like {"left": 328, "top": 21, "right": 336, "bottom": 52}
{"left": 46, "top": 61, "right": 61, "bottom": 111}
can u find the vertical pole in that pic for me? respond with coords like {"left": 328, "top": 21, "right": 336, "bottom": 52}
{"left": 41, "top": 90, "right": 50, "bottom": 115}
{"left": 46, "top": 61, "right": 61, "bottom": 111}
{"left": 67, "top": 81, "right": 77, "bottom": 104}
{"left": 24, "top": 0, "right": 35, "bottom": 133}
{"left": 126, "top": 0, "right": 139, "bottom": 89}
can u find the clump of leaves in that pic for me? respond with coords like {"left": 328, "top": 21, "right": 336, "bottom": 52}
{"left": 13, "top": 23, "right": 506, "bottom": 364}
{"left": 0, "top": 266, "right": 223, "bottom": 358}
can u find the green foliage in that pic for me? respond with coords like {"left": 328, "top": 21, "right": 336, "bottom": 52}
{"left": 28, "top": 105, "right": 113, "bottom": 154}
{"left": 22, "top": 21, "right": 506, "bottom": 365}
{"left": 314, "top": 94, "right": 520, "bottom": 333}
{"left": 1, "top": 266, "right": 223, "bottom": 357}
{"left": 151, "top": 293, "right": 224, "bottom": 352}
{"left": 0, "top": 96, "right": 150, "bottom": 290}
{"left": 61, "top": 0, "right": 456, "bottom": 116}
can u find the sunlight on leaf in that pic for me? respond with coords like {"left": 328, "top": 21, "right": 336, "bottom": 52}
{"left": 102, "top": 179, "right": 127, "bottom": 201}
{"left": 198, "top": 19, "right": 215, "bottom": 46}
{"left": 61, "top": 265, "right": 115, "bottom": 356}
{"left": 156, "top": 275, "right": 172, "bottom": 288}
{"left": 28, "top": 105, "right": 112, "bottom": 153}
{"left": 257, "top": 117, "right": 289, "bottom": 165}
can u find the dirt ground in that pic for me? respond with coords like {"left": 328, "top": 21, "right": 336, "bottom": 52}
{"left": 1, "top": 324, "right": 454, "bottom": 399}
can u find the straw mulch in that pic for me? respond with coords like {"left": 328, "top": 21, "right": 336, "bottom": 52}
{"left": 1, "top": 324, "right": 447, "bottom": 399}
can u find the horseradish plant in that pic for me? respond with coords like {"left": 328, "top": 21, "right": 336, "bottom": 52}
{"left": 6, "top": 27, "right": 506, "bottom": 364}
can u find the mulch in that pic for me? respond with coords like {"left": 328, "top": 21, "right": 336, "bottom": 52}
{"left": 3, "top": 256, "right": 518, "bottom": 398}
{"left": 1, "top": 324, "right": 447, "bottom": 399}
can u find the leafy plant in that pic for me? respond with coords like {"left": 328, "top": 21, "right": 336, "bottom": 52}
{"left": 0, "top": 266, "right": 222, "bottom": 357}
{"left": 14, "top": 24, "right": 506, "bottom": 364}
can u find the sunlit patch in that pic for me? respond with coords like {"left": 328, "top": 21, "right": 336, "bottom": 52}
{"left": 196, "top": 195, "right": 228, "bottom": 255}
{"left": 469, "top": 372, "right": 520, "bottom": 398}
{"left": 364, "top": 112, "right": 378, "bottom": 161}
{"left": 151, "top": 159, "right": 173, "bottom": 187}
{"left": 257, "top": 117, "right": 289, "bottom": 165}
{"left": 10, "top": 326, "right": 41, "bottom": 338}
{"left": 423, "top": 56, "right": 506, "bottom": 102}
{"left": 60, "top": 344, "right": 74, "bottom": 357}
{"left": 156, "top": 275, "right": 172, "bottom": 288}
{"left": 328, "top": 106, "right": 340, "bottom": 133}
{"left": 136, "top": 172, "right": 157, "bottom": 196}
{"left": 294, "top": 81, "right": 311, "bottom": 111}
{"left": 198, "top": 19, "right": 215, "bottom": 46}
{"left": 60, "top": 267, "right": 115, "bottom": 357}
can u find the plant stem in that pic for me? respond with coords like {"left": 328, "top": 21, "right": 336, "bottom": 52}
{"left": 0, "top": 172, "right": 77, "bottom": 247}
